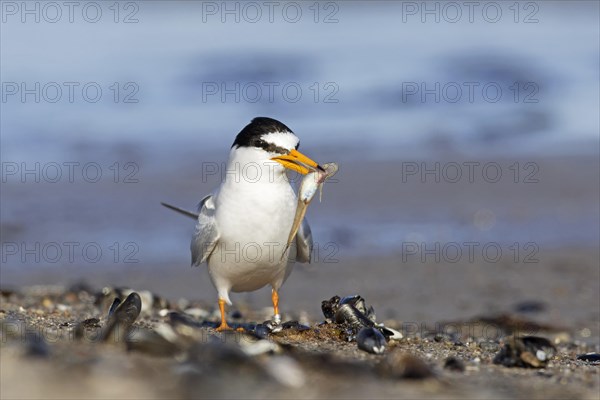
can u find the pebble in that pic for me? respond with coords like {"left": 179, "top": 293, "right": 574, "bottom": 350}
{"left": 56, "top": 304, "right": 69, "bottom": 312}
{"left": 158, "top": 308, "right": 170, "bottom": 317}
{"left": 41, "top": 297, "right": 54, "bottom": 309}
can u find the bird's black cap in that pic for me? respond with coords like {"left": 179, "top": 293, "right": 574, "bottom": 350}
{"left": 232, "top": 117, "right": 294, "bottom": 151}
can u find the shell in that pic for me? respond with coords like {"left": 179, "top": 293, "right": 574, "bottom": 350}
{"left": 357, "top": 327, "right": 387, "bottom": 354}
{"left": 340, "top": 295, "right": 376, "bottom": 322}
{"left": 334, "top": 303, "right": 373, "bottom": 329}
{"left": 101, "top": 292, "right": 142, "bottom": 342}
{"left": 321, "top": 295, "right": 341, "bottom": 321}
{"left": 576, "top": 353, "right": 600, "bottom": 364}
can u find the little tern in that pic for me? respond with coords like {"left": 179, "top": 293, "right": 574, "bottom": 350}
{"left": 162, "top": 117, "right": 323, "bottom": 331}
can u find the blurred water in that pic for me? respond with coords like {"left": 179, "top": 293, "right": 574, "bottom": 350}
{"left": 1, "top": 1, "right": 598, "bottom": 160}
{"left": 1, "top": 1, "right": 599, "bottom": 270}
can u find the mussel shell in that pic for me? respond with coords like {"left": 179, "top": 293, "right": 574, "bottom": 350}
{"left": 252, "top": 324, "right": 271, "bottom": 339}
{"left": 339, "top": 295, "right": 364, "bottom": 308}
{"left": 102, "top": 292, "right": 142, "bottom": 342}
{"left": 324, "top": 294, "right": 378, "bottom": 324}
{"left": 334, "top": 303, "right": 374, "bottom": 329}
{"left": 365, "top": 306, "right": 377, "bottom": 323}
{"left": 357, "top": 327, "right": 387, "bottom": 355}
{"left": 340, "top": 295, "right": 376, "bottom": 321}
{"left": 321, "top": 295, "right": 341, "bottom": 320}
{"left": 111, "top": 292, "right": 142, "bottom": 325}
{"left": 576, "top": 353, "right": 600, "bottom": 364}
{"left": 108, "top": 298, "right": 122, "bottom": 316}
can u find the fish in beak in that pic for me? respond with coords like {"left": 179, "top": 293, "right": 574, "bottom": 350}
{"left": 281, "top": 162, "right": 338, "bottom": 259}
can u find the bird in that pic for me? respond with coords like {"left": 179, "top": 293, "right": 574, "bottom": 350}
{"left": 162, "top": 117, "right": 323, "bottom": 331}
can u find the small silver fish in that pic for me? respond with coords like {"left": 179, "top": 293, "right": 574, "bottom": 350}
{"left": 282, "top": 163, "right": 338, "bottom": 259}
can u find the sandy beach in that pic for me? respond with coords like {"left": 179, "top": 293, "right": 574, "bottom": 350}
{"left": 1, "top": 245, "right": 599, "bottom": 399}
{"left": 2, "top": 154, "right": 599, "bottom": 399}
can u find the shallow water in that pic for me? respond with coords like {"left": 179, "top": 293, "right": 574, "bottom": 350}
{"left": 2, "top": 2, "right": 598, "bottom": 160}
{"left": 1, "top": 1, "right": 599, "bottom": 270}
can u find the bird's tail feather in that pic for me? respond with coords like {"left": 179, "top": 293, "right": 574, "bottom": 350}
{"left": 160, "top": 202, "right": 199, "bottom": 219}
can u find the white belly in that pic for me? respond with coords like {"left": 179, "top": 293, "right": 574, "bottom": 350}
{"left": 207, "top": 172, "right": 298, "bottom": 301}
{"left": 208, "top": 244, "right": 296, "bottom": 292}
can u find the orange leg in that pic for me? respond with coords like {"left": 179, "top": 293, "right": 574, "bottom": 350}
{"left": 216, "top": 298, "right": 232, "bottom": 331}
{"left": 272, "top": 289, "right": 280, "bottom": 320}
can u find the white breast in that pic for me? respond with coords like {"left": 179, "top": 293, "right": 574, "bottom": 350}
{"left": 207, "top": 147, "right": 298, "bottom": 300}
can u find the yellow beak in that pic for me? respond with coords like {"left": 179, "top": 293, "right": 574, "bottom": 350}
{"left": 271, "top": 149, "right": 321, "bottom": 175}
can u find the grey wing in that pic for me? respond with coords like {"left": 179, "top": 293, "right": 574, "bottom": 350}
{"left": 191, "top": 194, "right": 220, "bottom": 266}
{"left": 295, "top": 217, "right": 313, "bottom": 263}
